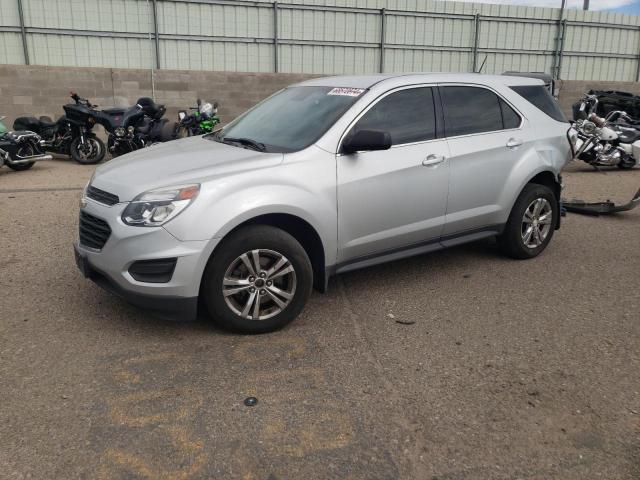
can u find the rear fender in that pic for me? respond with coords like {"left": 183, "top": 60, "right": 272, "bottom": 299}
{"left": 499, "top": 148, "right": 562, "bottom": 223}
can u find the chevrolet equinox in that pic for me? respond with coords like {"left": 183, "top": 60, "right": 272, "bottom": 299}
{"left": 75, "top": 73, "right": 570, "bottom": 333}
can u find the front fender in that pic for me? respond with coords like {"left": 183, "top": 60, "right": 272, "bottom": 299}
{"left": 163, "top": 183, "right": 337, "bottom": 266}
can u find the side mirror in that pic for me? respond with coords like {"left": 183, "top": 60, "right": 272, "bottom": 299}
{"left": 342, "top": 129, "right": 392, "bottom": 154}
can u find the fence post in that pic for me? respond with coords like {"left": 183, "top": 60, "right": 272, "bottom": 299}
{"left": 472, "top": 13, "right": 480, "bottom": 72}
{"left": 274, "top": 1, "right": 279, "bottom": 73}
{"left": 552, "top": 1, "right": 566, "bottom": 79}
{"left": 636, "top": 26, "right": 640, "bottom": 81}
{"left": 379, "top": 8, "right": 386, "bottom": 73}
{"left": 556, "top": 19, "right": 566, "bottom": 80}
{"left": 16, "top": 0, "right": 29, "bottom": 65}
{"left": 151, "top": 0, "right": 161, "bottom": 69}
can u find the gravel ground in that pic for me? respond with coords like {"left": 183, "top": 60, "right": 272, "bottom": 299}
{"left": 0, "top": 157, "right": 638, "bottom": 480}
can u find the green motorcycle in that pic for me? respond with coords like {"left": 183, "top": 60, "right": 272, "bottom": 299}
{"left": 174, "top": 99, "right": 220, "bottom": 138}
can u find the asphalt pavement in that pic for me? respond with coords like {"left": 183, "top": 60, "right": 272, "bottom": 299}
{"left": 1, "top": 158, "right": 638, "bottom": 479}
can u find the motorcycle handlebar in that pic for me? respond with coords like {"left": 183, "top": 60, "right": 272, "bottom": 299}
{"left": 588, "top": 113, "right": 606, "bottom": 127}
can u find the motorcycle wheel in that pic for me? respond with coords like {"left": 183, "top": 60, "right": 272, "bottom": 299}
{"left": 175, "top": 125, "right": 192, "bottom": 139}
{"left": 7, "top": 143, "right": 35, "bottom": 171}
{"left": 70, "top": 136, "right": 105, "bottom": 165}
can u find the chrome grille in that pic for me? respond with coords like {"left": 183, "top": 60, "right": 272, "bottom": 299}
{"left": 79, "top": 211, "right": 111, "bottom": 250}
{"left": 86, "top": 186, "right": 119, "bottom": 206}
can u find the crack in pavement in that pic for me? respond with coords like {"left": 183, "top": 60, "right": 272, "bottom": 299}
{"left": 337, "top": 276, "right": 430, "bottom": 480}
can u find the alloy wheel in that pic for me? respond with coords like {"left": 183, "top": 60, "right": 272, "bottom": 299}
{"left": 222, "top": 249, "right": 297, "bottom": 321}
{"left": 521, "top": 197, "right": 553, "bottom": 248}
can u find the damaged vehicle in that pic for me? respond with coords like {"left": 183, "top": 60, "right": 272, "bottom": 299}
{"left": 75, "top": 73, "right": 571, "bottom": 333}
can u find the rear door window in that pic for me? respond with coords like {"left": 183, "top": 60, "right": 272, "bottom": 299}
{"left": 441, "top": 86, "right": 521, "bottom": 137}
{"left": 350, "top": 87, "right": 436, "bottom": 146}
{"left": 510, "top": 85, "right": 567, "bottom": 122}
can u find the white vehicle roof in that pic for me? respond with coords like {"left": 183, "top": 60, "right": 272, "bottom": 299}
{"left": 295, "top": 73, "right": 543, "bottom": 89}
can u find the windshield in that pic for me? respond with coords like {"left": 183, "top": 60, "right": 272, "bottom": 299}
{"left": 213, "top": 86, "right": 365, "bottom": 153}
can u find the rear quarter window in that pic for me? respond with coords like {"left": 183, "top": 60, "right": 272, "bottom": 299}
{"left": 510, "top": 85, "right": 567, "bottom": 123}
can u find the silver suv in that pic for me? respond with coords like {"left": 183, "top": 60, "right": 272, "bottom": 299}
{"left": 75, "top": 73, "right": 570, "bottom": 333}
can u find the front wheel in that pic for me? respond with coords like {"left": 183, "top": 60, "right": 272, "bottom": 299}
{"left": 202, "top": 225, "right": 313, "bottom": 334}
{"left": 70, "top": 136, "right": 105, "bottom": 164}
{"left": 498, "top": 183, "right": 558, "bottom": 259}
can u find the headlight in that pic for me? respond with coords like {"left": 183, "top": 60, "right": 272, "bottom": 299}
{"left": 581, "top": 121, "right": 597, "bottom": 135}
{"left": 115, "top": 127, "right": 125, "bottom": 137}
{"left": 127, "top": 126, "right": 135, "bottom": 134}
{"left": 121, "top": 184, "right": 200, "bottom": 227}
{"left": 178, "top": 111, "right": 186, "bottom": 121}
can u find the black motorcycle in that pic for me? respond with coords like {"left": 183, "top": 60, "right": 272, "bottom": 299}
{"left": 97, "top": 97, "right": 174, "bottom": 157}
{"left": 14, "top": 93, "right": 106, "bottom": 165}
{"left": 0, "top": 117, "right": 52, "bottom": 171}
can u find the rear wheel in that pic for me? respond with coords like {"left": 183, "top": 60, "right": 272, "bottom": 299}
{"left": 617, "top": 161, "right": 635, "bottom": 170}
{"left": 498, "top": 183, "right": 558, "bottom": 259}
{"left": 70, "top": 136, "right": 105, "bottom": 164}
{"left": 7, "top": 161, "right": 34, "bottom": 171}
{"left": 202, "top": 225, "right": 313, "bottom": 333}
{"left": 6, "top": 143, "right": 35, "bottom": 171}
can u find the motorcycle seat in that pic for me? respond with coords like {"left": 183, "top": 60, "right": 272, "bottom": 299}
{"left": 38, "top": 119, "right": 57, "bottom": 128}
{"left": 618, "top": 129, "right": 640, "bottom": 143}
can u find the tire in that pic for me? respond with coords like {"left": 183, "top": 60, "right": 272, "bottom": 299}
{"left": 175, "top": 125, "right": 192, "bottom": 139}
{"left": 70, "top": 136, "right": 105, "bottom": 164}
{"left": 617, "top": 162, "right": 635, "bottom": 170}
{"left": 7, "top": 142, "right": 36, "bottom": 171}
{"left": 498, "top": 183, "right": 558, "bottom": 260}
{"left": 7, "top": 161, "right": 34, "bottom": 171}
{"left": 202, "top": 225, "right": 313, "bottom": 334}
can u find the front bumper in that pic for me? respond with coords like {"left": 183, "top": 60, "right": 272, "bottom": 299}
{"left": 74, "top": 198, "right": 219, "bottom": 320}
{"left": 75, "top": 244, "right": 198, "bottom": 320}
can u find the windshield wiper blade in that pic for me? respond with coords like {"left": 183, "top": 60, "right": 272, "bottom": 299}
{"left": 222, "top": 137, "right": 266, "bottom": 152}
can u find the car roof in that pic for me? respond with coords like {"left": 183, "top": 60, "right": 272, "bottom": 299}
{"left": 294, "top": 72, "right": 543, "bottom": 89}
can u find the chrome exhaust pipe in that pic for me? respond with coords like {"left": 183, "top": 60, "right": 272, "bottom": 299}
{"left": 9, "top": 153, "right": 53, "bottom": 164}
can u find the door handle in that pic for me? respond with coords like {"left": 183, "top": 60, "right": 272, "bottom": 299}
{"left": 422, "top": 154, "right": 445, "bottom": 166}
{"left": 506, "top": 138, "right": 523, "bottom": 149}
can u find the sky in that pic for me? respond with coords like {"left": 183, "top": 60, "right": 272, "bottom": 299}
{"left": 447, "top": 0, "right": 640, "bottom": 14}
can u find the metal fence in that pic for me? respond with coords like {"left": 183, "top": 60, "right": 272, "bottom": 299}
{"left": 1, "top": 0, "right": 640, "bottom": 81}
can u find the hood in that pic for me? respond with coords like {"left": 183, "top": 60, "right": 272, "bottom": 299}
{"left": 91, "top": 136, "right": 283, "bottom": 202}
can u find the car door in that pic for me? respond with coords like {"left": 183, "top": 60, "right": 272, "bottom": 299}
{"left": 439, "top": 84, "right": 529, "bottom": 236}
{"left": 337, "top": 86, "right": 450, "bottom": 264}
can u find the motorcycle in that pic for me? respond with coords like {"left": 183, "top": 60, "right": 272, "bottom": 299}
{"left": 174, "top": 99, "right": 220, "bottom": 137}
{"left": 98, "top": 97, "right": 174, "bottom": 157}
{"left": 573, "top": 90, "right": 640, "bottom": 121}
{"left": 0, "top": 116, "right": 52, "bottom": 171}
{"left": 570, "top": 109, "right": 639, "bottom": 170}
{"left": 13, "top": 93, "right": 105, "bottom": 165}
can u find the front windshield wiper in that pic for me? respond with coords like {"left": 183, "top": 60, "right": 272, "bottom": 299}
{"left": 221, "top": 137, "right": 266, "bottom": 152}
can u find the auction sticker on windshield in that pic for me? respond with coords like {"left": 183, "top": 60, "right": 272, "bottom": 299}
{"left": 328, "top": 87, "right": 365, "bottom": 97}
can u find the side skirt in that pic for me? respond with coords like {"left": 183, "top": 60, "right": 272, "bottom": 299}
{"left": 330, "top": 225, "right": 504, "bottom": 277}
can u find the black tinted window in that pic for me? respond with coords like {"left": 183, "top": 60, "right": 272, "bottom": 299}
{"left": 352, "top": 87, "right": 436, "bottom": 145}
{"left": 500, "top": 98, "right": 521, "bottom": 129}
{"left": 510, "top": 85, "right": 567, "bottom": 122}
{"left": 441, "top": 86, "right": 506, "bottom": 136}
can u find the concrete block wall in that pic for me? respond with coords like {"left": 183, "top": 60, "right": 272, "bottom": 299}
{"left": 0, "top": 65, "right": 316, "bottom": 135}
{"left": 1, "top": 64, "right": 640, "bottom": 132}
